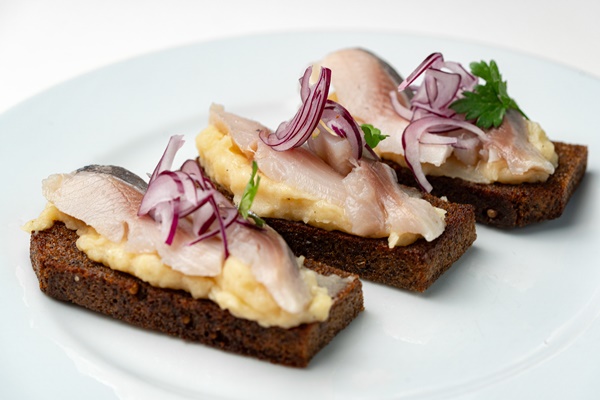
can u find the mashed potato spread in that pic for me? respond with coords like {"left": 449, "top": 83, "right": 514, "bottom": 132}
{"left": 25, "top": 204, "right": 335, "bottom": 329}
{"left": 379, "top": 120, "right": 558, "bottom": 184}
{"left": 196, "top": 124, "right": 354, "bottom": 233}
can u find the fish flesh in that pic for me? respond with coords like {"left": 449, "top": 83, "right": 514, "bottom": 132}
{"left": 343, "top": 160, "right": 445, "bottom": 243}
{"left": 483, "top": 109, "right": 556, "bottom": 178}
{"left": 317, "top": 48, "right": 411, "bottom": 158}
{"left": 42, "top": 164, "right": 313, "bottom": 314}
{"left": 318, "top": 48, "right": 557, "bottom": 182}
{"left": 209, "top": 105, "right": 446, "bottom": 245}
{"left": 210, "top": 104, "right": 349, "bottom": 206}
{"left": 308, "top": 124, "right": 354, "bottom": 175}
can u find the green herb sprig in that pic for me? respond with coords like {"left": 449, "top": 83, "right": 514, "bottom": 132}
{"left": 238, "top": 161, "right": 265, "bottom": 227}
{"left": 361, "top": 124, "right": 388, "bottom": 148}
{"left": 450, "top": 60, "right": 528, "bottom": 129}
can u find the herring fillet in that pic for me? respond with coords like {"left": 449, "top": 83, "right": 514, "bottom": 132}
{"left": 319, "top": 48, "right": 556, "bottom": 180}
{"left": 484, "top": 110, "right": 556, "bottom": 177}
{"left": 41, "top": 165, "right": 312, "bottom": 314}
{"left": 318, "top": 48, "right": 410, "bottom": 157}
{"left": 209, "top": 105, "right": 446, "bottom": 243}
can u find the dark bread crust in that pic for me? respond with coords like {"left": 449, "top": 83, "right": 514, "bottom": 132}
{"left": 388, "top": 142, "right": 588, "bottom": 228}
{"left": 207, "top": 165, "right": 476, "bottom": 292}
{"left": 30, "top": 222, "right": 364, "bottom": 368}
{"left": 264, "top": 195, "right": 476, "bottom": 293}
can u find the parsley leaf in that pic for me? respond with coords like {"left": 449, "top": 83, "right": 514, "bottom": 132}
{"left": 238, "top": 161, "right": 264, "bottom": 227}
{"left": 361, "top": 124, "right": 389, "bottom": 148}
{"left": 450, "top": 60, "right": 528, "bottom": 129}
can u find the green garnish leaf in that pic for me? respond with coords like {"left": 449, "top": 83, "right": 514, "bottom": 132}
{"left": 238, "top": 161, "right": 265, "bottom": 227}
{"left": 361, "top": 124, "right": 388, "bottom": 148}
{"left": 449, "top": 60, "right": 528, "bottom": 129}
{"left": 246, "top": 210, "right": 265, "bottom": 228}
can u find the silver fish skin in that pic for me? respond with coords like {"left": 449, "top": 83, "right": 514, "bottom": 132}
{"left": 318, "top": 48, "right": 411, "bottom": 157}
{"left": 42, "top": 165, "right": 312, "bottom": 313}
{"left": 76, "top": 164, "right": 148, "bottom": 192}
{"left": 318, "top": 48, "right": 556, "bottom": 178}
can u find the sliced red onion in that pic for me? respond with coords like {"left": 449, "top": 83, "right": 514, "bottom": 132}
{"left": 260, "top": 66, "right": 378, "bottom": 162}
{"left": 419, "top": 132, "right": 459, "bottom": 145}
{"left": 321, "top": 100, "right": 368, "bottom": 160}
{"left": 395, "top": 53, "right": 483, "bottom": 192}
{"left": 443, "top": 61, "right": 478, "bottom": 93}
{"left": 390, "top": 90, "right": 413, "bottom": 120}
{"left": 424, "top": 69, "right": 461, "bottom": 110}
{"left": 409, "top": 101, "right": 457, "bottom": 119}
{"left": 397, "top": 52, "right": 444, "bottom": 92}
{"left": 139, "top": 136, "right": 251, "bottom": 258}
{"left": 146, "top": 199, "right": 180, "bottom": 245}
{"left": 397, "top": 53, "right": 478, "bottom": 119}
{"left": 402, "top": 116, "right": 485, "bottom": 192}
{"left": 138, "top": 173, "right": 182, "bottom": 216}
{"left": 260, "top": 66, "right": 331, "bottom": 151}
{"left": 187, "top": 202, "right": 239, "bottom": 259}
{"left": 149, "top": 135, "right": 185, "bottom": 181}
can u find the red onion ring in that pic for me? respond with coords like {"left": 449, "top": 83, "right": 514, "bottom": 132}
{"left": 395, "top": 53, "right": 483, "bottom": 192}
{"left": 260, "top": 66, "right": 331, "bottom": 151}
{"left": 419, "top": 132, "right": 459, "bottom": 145}
{"left": 261, "top": 66, "right": 377, "bottom": 161}
{"left": 149, "top": 135, "right": 185, "bottom": 181}
{"left": 424, "top": 68, "right": 461, "bottom": 110}
{"left": 398, "top": 52, "right": 444, "bottom": 92}
{"left": 390, "top": 90, "right": 413, "bottom": 120}
{"left": 139, "top": 136, "right": 252, "bottom": 257}
{"left": 402, "top": 116, "right": 485, "bottom": 192}
{"left": 321, "top": 100, "right": 371, "bottom": 160}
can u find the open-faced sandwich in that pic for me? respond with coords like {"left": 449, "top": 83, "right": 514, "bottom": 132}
{"left": 317, "top": 48, "right": 588, "bottom": 227}
{"left": 25, "top": 136, "right": 363, "bottom": 367}
{"left": 196, "top": 67, "right": 477, "bottom": 293}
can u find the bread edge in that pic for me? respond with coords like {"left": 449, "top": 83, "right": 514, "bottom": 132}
{"left": 388, "top": 141, "right": 588, "bottom": 228}
{"left": 264, "top": 194, "right": 476, "bottom": 292}
{"left": 29, "top": 222, "right": 364, "bottom": 368}
{"left": 200, "top": 160, "right": 476, "bottom": 292}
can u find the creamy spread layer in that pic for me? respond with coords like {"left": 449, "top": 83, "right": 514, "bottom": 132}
{"left": 377, "top": 119, "right": 559, "bottom": 184}
{"left": 318, "top": 48, "right": 559, "bottom": 187}
{"left": 197, "top": 125, "right": 352, "bottom": 233}
{"left": 25, "top": 204, "right": 340, "bottom": 329}
{"left": 196, "top": 114, "right": 447, "bottom": 248}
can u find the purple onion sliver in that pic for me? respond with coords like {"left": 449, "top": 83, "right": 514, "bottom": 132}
{"left": 322, "top": 100, "right": 365, "bottom": 160}
{"left": 149, "top": 135, "right": 185, "bottom": 181}
{"left": 164, "top": 198, "right": 181, "bottom": 245}
{"left": 390, "top": 90, "right": 413, "bottom": 120}
{"left": 401, "top": 119, "right": 433, "bottom": 192}
{"left": 401, "top": 116, "right": 486, "bottom": 192}
{"left": 443, "top": 61, "right": 478, "bottom": 92}
{"left": 139, "top": 135, "right": 255, "bottom": 259}
{"left": 419, "top": 132, "right": 459, "bottom": 145}
{"left": 425, "top": 69, "right": 461, "bottom": 109}
{"left": 260, "top": 67, "right": 331, "bottom": 151}
{"left": 397, "top": 52, "right": 444, "bottom": 92}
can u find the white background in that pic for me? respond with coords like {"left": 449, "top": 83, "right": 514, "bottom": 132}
{"left": 0, "top": 0, "right": 598, "bottom": 116}
{"left": 1, "top": 1, "right": 599, "bottom": 399}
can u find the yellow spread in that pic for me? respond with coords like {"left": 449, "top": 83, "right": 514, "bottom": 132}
{"left": 378, "top": 120, "right": 558, "bottom": 184}
{"left": 25, "top": 204, "right": 334, "bottom": 329}
{"left": 196, "top": 125, "right": 354, "bottom": 233}
{"left": 329, "top": 82, "right": 558, "bottom": 185}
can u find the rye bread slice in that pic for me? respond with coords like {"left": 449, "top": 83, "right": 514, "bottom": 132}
{"left": 209, "top": 172, "right": 477, "bottom": 293}
{"left": 388, "top": 141, "right": 588, "bottom": 228}
{"left": 30, "top": 222, "right": 364, "bottom": 368}
{"left": 264, "top": 195, "right": 476, "bottom": 293}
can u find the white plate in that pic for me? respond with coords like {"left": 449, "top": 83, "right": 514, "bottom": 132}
{"left": 1, "top": 32, "right": 598, "bottom": 400}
